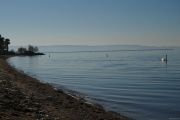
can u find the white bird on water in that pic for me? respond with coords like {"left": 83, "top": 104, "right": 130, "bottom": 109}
{"left": 161, "top": 54, "right": 167, "bottom": 62}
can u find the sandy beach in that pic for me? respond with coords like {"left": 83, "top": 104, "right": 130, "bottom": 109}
{"left": 0, "top": 56, "right": 129, "bottom": 120}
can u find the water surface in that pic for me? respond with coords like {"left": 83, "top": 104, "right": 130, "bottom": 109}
{"left": 8, "top": 46, "right": 180, "bottom": 120}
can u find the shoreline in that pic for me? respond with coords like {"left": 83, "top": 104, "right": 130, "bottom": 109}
{"left": 0, "top": 56, "right": 130, "bottom": 120}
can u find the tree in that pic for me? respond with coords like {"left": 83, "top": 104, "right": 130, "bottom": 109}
{"left": 17, "top": 47, "right": 27, "bottom": 54}
{"left": 28, "top": 45, "right": 39, "bottom": 53}
{"left": 33, "top": 46, "right": 39, "bottom": 53}
{"left": 28, "top": 45, "right": 34, "bottom": 52}
{"left": 0, "top": 34, "right": 11, "bottom": 54}
{"left": 0, "top": 35, "right": 5, "bottom": 54}
{"left": 4, "top": 38, "right": 10, "bottom": 52}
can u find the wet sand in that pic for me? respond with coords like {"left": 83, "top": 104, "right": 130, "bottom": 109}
{"left": 0, "top": 56, "right": 130, "bottom": 120}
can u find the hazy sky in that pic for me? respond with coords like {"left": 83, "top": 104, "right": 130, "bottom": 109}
{"left": 0, "top": 0, "right": 180, "bottom": 46}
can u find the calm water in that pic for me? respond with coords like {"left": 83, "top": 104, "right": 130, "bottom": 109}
{"left": 8, "top": 46, "right": 180, "bottom": 120}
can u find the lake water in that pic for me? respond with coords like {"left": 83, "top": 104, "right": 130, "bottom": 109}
{"left": 8, "top": 46, "right": 180, "bottom": 120}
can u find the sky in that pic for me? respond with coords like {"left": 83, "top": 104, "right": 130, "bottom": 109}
{"left": 0, "top": 0, "right": 180, "bottom": 46}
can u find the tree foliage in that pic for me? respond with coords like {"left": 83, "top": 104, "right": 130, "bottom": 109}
{"left": 17, "top": 47, "right": 27, "bottom": 54}
{"left": 0, "top": 34, "right": 11, "bottom": 54}
{"left": 0, "top": 34, "right": 43, "bottom": 55}
{"left": 17, "top": 45, "right": 39, "bottom": 55}
{"left": 28, "top": 45, "right": 39, "bottom": 53}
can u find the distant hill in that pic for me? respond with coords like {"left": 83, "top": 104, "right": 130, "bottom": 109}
{"left": 10, "top": 45, "right": 177, "bottom": 53}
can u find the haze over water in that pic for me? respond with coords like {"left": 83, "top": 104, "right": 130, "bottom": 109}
{"left": 8, "top": 45, "right": 180, "bottom": 120}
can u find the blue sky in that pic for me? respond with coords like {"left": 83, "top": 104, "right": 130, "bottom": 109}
{"left": 0, "top": 0, "right": 180, "bottom": 46}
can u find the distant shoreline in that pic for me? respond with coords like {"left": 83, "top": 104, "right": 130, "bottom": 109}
{"left": 0, "top": 55, "right": 129, "bottom": 120}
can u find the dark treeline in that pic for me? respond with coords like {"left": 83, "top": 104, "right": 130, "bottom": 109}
{"left": 0, "top": 34, "right": 11, "bottom": 55}
{"left": 17, "top": 45, "right": 44, "bottom": 55}
{"left": 0, "top": 34, "right": 44, "bottom": 56}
